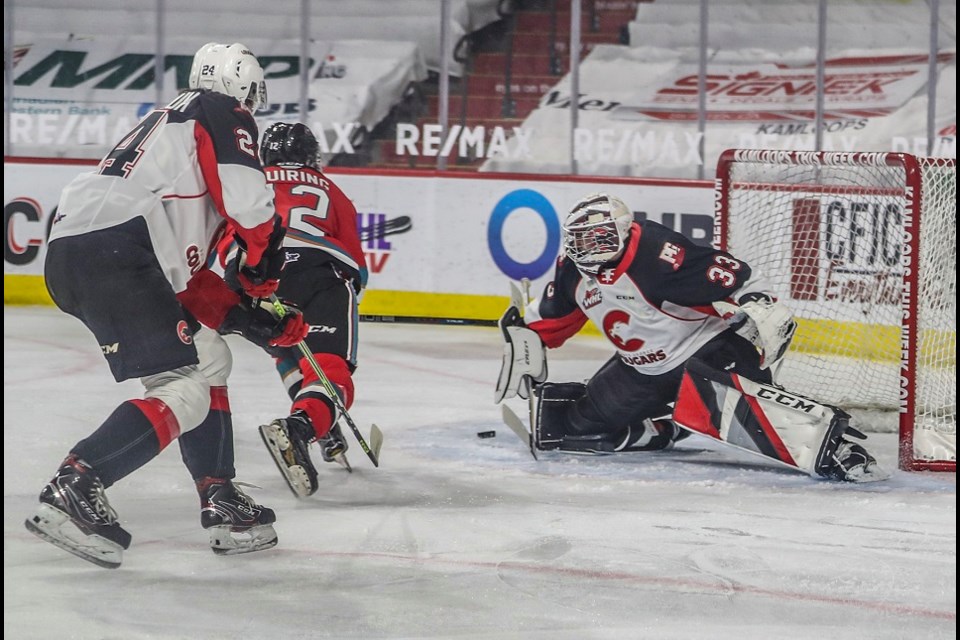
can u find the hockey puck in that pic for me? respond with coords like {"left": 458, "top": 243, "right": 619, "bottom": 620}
{"left": 477, "top": 430, "right": 496, "bottom": 439}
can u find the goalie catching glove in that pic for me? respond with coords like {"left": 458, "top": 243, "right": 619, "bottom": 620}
{"left": 713, "top": 292, "right": 797, "bottom": 369}
{"left": 494, "top": 306, "right": 547, "bottom": 403}
{"left": 219, "top": 297, "right": 307, "bottom": 349}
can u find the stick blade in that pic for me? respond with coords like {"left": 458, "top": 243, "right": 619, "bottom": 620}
{"left": 368, "top": 424, "right": 384, "bottom": 466}
{"left": 509, "top": 282, "right": 525, "bottom": 310}
{"left": 501, "top": 404, "right": 538, "bottom": 460}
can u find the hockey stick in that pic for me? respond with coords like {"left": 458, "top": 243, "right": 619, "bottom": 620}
{"left": 268, "top": 294, "right": 382, "bottom": 467}
{"left": 517, "top": 279, "right": 540, "bottom": 439}
{"left": 501, "top": 403, "right": 538, "bottom": 460}
{"left": 512, "top": 278, "right": 541, "bottom": 445}
{"left": 501, "top": 278, "right": 540, "bottom": 460}
{"left": 359, "top": 215, "right": 412, "bottom": 243}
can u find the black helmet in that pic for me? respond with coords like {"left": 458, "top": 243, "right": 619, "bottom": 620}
{"left": 260, "top": 122, "right": 320, "bottom": 168}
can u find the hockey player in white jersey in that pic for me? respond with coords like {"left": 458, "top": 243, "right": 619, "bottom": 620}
{"left": 25, "top": 43, "right": 309, "bottom": 569}
{"left": 495, "top": 193, "right": 887, "bottom": 483}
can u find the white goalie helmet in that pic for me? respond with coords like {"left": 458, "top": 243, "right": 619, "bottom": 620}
{"left": 188, "top": 42, "right": 268, "bottom": 114}
{"left": 562, "top": 193, "right": 634, "bottom": 274}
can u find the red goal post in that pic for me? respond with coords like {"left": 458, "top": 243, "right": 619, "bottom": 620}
{"left": 714, "top": 150, "right": 956, "bottom": 472}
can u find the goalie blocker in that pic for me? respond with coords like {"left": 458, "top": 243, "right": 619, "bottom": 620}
{"left": 672, "top": 359, "right": 888, "bottom": 482}
{"left": 494, "top": 306, "right": 547, "bottom": 403}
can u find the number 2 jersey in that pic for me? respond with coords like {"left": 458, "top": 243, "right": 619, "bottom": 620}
{"left": 217, "top": 164, "right": 368, "bottom": 292}
{"left": 263, "top": 164, "right": 368, "bottom": 291}
{"left": 48, "top": 89, "right": 278, "bottom": 295}
{"left": 524, "top": 220, "right": 774, "bottom": 376}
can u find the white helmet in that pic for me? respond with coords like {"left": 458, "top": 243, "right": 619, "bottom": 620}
{"left": 562, "top": 193, "right": 634, "bottom": 275}
{"left": 188, "top": 42, "right": 267, "bottom": 114}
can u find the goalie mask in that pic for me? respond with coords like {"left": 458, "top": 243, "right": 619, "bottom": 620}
{"left": 562, "top": 193, "right": 634, "bottom": 275}
{"left": 189, "top": 42, "right": 268, "bottom": 114}
{"left": 261, "top": 122, "right": 320, "bottom": 169}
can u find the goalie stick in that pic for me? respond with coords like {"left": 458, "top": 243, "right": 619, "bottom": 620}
{"left": 501, "top": 277, "right": 540, "bottom": 459}
{"left": 269, "top": 294, "right": 383, "bottom": 467}
{"left": 501, "top": 403, "right": 538, "bottom": 460}
{"left": 501, "top": 403, "right": 709, "bottom": 459}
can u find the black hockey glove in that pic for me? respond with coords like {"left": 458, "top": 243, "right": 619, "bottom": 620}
{"left": 236, "top": 216, "right": 286, "bottom": 299}
{"left": 219, "top": 298, "right": 307, "bottom": 351}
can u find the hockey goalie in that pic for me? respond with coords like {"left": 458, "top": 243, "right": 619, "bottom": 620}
{"left": 494, "top": 193, "right": 888, "bottom": 483}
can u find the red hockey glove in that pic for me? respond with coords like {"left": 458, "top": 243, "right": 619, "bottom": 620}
{"left": 267, "top": 307, "right": 308, "bottom": 347}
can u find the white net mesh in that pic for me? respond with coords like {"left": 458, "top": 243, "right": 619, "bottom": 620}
{"left": 717, "top": 150, "right": 955, "bottom": 469}
{"left": 913, "top": 158, "right": 956, "bottom": 466}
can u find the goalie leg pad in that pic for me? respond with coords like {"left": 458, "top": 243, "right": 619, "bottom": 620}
{"left": 534, "top": 382, "right": 650, "bottom": 454}
{"left": 533, "top": 382, "right": 585, "bottom": 450}
{"left": 672, "top": 358, "right": 887, "bottom": 480}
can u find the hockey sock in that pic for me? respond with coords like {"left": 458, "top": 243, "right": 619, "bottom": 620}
{"left": 178, "top": 386, "right": 236, "bottom": 482}
{"left": 292, "top": 353, "right": 354, "bottom": 439}
{"left": 275, "top": 354, "right": 303, "bottom": 401}
{"left": 71, "top": 399, "right": 180, "bottom": 487}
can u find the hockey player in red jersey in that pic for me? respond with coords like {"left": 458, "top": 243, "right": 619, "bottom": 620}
{"left": 495, "top": 193, "right": 887, "bottom": 483}
{"left": 218, "top": 122, "right": 368, "bottom": 498}
{"left": 25, "top": 43, "right": 309, "bottom": 569}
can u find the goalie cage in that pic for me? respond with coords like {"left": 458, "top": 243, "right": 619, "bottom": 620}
{"left": 715, "top": 149, "right": 956, "bottom": 472}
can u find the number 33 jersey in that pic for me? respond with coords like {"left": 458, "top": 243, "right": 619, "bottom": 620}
{"left": 48, "top": 89, "right": 277, "bottom": 294}
{"left": 524, "top": 220, "right": 774, "bottom": 375}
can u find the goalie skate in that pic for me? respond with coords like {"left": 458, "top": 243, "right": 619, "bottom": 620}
{"left": 827, "top": 438, "right": 890, "bottom": 483}
{"left": 259, "top": 415, "right": 319, "bottom": 498}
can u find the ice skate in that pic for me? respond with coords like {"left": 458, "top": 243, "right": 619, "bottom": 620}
{"left": 318, "top": 422, "right": 351, "bottom": 472}
{"left": 199, "top": 478, "right": 278, "bottom": 555}
{"left": 259, "top": 412, "right": 319, "bottom": 497}
{"left": 827, "top": 440, "right": 890, "bottom": 483}
{"left": 24, "top": 456, "right": 132, "bottom": 569}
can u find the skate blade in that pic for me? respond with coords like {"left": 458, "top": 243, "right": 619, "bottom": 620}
{"left": 844, "top": 462, "right": 892, "bottom": 483}
{"left": 208, "top": 524, "right": 278, "bottom": 555}
{"left": 259, "top": 424, "right": 318, "bottom": 498}
{"left": 25, "top": 504, "right": 125, "bottom": 569}
{"left": 330, "top": 452, "right": 352, "bottom": 473}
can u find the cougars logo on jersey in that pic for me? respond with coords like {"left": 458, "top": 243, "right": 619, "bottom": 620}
{"left": 603, "top": 310, "right": 644, "bottom": 351}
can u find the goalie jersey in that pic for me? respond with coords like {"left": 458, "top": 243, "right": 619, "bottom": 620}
{"left": 525, "top": 220, "right": 774, "bottom": 376}
{"left": 48, "top": 89, "right": 277, "bottom": 295}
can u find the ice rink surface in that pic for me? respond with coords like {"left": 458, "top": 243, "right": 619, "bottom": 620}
{"left": 4, "top": 306, "right": 956, "bottom": 640}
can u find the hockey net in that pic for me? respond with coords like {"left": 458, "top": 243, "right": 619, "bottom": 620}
{"left": 715, "top": 150, "right": 956, "bottom": 471}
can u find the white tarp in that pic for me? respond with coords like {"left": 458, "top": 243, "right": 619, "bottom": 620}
{"left": 8, "top": 35, "right": 427, "bottom": 159}
{"left": 12, "top": 0, "right": 503, "bottom": 76}
{"left": 480, "top": 45, "right": 956, "bottom": 178}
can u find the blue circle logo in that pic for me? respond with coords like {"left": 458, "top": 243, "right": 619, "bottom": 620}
{"left": 487, "top": 189, "right": 560, "bottom": 280}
